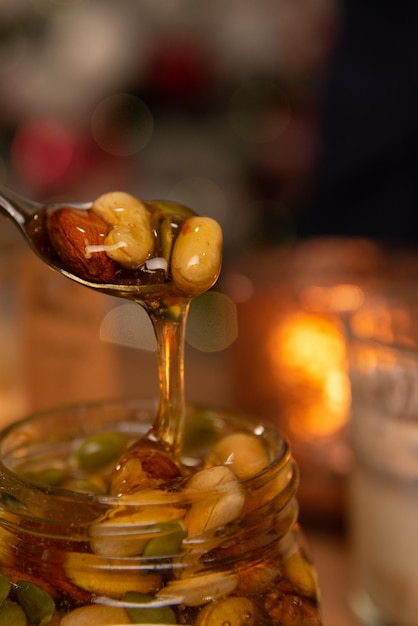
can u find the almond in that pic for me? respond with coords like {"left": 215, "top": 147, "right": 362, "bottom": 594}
{"left": 109, "top": 440, "right": 182, "bottom": 495}
{"left": 47, "top": 207, "right": 116, "bottom": 283}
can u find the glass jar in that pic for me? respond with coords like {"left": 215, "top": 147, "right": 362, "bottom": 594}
{"left": 0, "top": 399, "right": 322, "bottom": 625}
{"left": 346, "top": 290, "right": 418, "bottom": 626}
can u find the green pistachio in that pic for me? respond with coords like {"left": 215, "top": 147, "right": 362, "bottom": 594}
{"left": 0, "top": 569, "right": 11, "bottom": 605}
{"left": 142, "top": 520, "right": 187, "bottom": 559}
{"left": 182, "top": 410, "right": 219, "bottom": 456}
{"left": 122, "top": 591, "right": 177, "bottom": 624}
{"left": 75, "top": 432, "right": 128, "bottom": 472}
{"left": 23, "top": 468, "right": 67, "bottom": 487}
{"left": 151, "top": 200, "right": 195, "bottom": 267}
{"left": 15, "top": 580, "right": 55, "bottom": 626}
{"left": 1, "top": 493, "right": 28, "bottom": 512}
{"left": 63, "top": 478, "right": 107, "bottom": 494}
{"left": 148, "top": 200, "right": 195, "bottom": 219}
{"left": 0, "top": 600, "right": 28, "bottom": 626}
{"left": 159, "top": 214, "right": 180, "bottom": 267}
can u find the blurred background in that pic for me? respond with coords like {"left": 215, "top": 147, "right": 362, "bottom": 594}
{"left": 1, "top": 0, "right": 417, "bottom": 245}
{"left": 1, "top": 2, "right": 418, "bottom": 624}
{"left": 0, "top": 0, "right": 341, "bottom": 430}
{"left": 0, "top": 0, "right": 337, "bottom": 245}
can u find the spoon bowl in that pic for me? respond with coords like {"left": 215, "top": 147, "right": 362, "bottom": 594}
{"left": 0, "top": 184, "right": 222, "bottom": 457}
{"left": 0, "top": 185, "right": 178, "bottom": 301}
{"left": 0, "top": 184, "right": 188, "bottom": 456}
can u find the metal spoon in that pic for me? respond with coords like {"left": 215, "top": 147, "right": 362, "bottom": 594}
{"left": 0, "top": 184, "right": 190, "bottom": 458}
{"left": 0, "top": 184, "right": 163, "bottom": 299}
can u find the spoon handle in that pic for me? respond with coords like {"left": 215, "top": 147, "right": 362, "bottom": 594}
{"left": 0, "top": 185, "right": 39, "bottom": 225}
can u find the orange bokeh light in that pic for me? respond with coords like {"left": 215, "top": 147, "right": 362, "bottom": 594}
{"left": 267, "top": 311, "right": 351, "bottom": 439}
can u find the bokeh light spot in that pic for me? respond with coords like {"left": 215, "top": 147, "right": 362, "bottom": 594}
{"left": 91, "top": 93, "right": 154, "bottom": 157}
{"left": 100, "top": 303, "right": 156, "bottom": 352}
{"left": 11, "top": 120, "right": 76, "bottom": 189}
{"left": 223, "top": 272, "right": 255, "bottom": 304}
{"left": 186, "top": 291, "right": 238, "bottom": 352}
{"left": 228, "top": 80, "right": 291, "bottom": 144}
{"left": 168, "top": 177, "right": 228, "bottom": 225}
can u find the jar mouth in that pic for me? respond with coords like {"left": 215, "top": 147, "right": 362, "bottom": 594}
{"left": 0, "top": 398, "right": 294, "bottom": 515}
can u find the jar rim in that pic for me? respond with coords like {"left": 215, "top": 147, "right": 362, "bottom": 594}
{"left": 0, "top": 397, "right": 293, "bottom": 511}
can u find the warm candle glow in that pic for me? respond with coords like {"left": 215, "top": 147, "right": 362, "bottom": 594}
{"left": 267, "top": 311, "right": 351, "bottom": 438}
{"left": 228, "top": 238, "right": 400, "bottom": 521}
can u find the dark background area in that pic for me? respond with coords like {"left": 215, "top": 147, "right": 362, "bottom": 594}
{"left": 1, "top": 1, "right": 417, "bottom": 247}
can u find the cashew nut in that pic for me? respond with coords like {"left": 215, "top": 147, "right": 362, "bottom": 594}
{"left": 91, "top": 191, "right": 154, "bottom": 268}
{"left": 171, "top": 216, "right": 222, "bottom": 295}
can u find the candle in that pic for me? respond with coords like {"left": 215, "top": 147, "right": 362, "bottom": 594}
{"left": 224, "top": 237, "right": 418, "bottom": 523}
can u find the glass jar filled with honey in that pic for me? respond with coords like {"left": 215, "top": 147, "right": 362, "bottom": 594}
{"left": 0, "top": 398, "right": 322, "bottom": 625}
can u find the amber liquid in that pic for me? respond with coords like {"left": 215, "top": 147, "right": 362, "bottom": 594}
{"left": 2, "top": 403, "right": 322, "bottom": 626}
{"left": 26, "top": 204, "right": 194, "bottom": 459}
{"left": 2, "top": 200, "right": 323, "bottom": 624}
